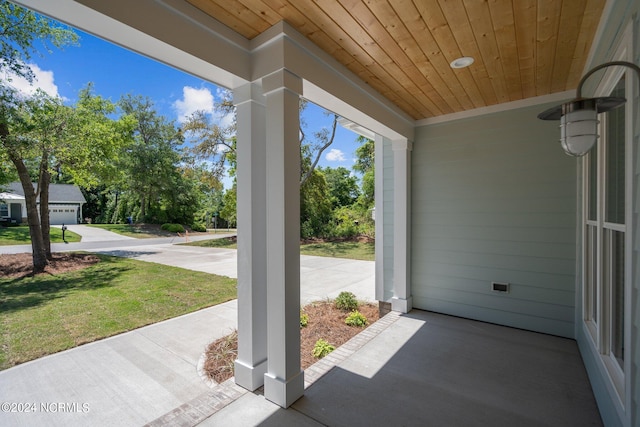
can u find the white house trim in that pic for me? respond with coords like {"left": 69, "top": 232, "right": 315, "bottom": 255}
{"left": 233, "top": 82, "right": 268, "bottom": 391}
{"left": 391, "top": 138, "right": 412, "bottom": 313}
{"left": 416, "top": 90, "right": 574, "bottom": 127}
{"left": 262, "top": 69, "right": 305, "bottom": 408}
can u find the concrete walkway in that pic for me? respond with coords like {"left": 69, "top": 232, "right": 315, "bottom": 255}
{"left": 0, "top": 228, "right": 374, "bottom": 426}
{"left": 56, "top": 224, "right": 137, "bottom": 242}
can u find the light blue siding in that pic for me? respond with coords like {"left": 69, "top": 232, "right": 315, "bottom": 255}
{"left": 412, "top": 103, "right": 577, "bottom": 338}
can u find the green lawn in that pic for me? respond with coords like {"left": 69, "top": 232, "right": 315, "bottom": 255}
{"left": 300, "top": 241, "right": 374, "bottom": 261}
{"left": 87, "top": 223, "right": 170, "bottom": 238}
{"left": 0, "top": 254, "right": 237, "bottom": 370}
{"left": 186, "top": 237, "right": 375, "bottom": 261}
{"left": 0, "top": 226, "right": 81, "bottom": 246}
{"left": 87, "top": 224, "right": 236, "bottom": 239}
{"left": 185, "top": 236, "right": 238, "bottom": 249}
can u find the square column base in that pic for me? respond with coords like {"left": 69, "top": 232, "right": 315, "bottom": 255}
{"left": 264, "top": 370, "right": 304, "bottom": 408}
{"left": 391, "top": 296, "right": 413, "bottom": 313}
{"left": 234, "top": 359, "right": 267, "bottom": 391}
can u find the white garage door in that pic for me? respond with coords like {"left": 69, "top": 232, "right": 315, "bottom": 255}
{"left": 49, "top": 206, "right": 78, "bottom": 225}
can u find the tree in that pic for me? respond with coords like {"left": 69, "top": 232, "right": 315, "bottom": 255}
{"left": 117, "top": 95, "right": 184, "bottom": 222}
{"left": 0, "top": 1, "right": 77, "bottom": 82}
{"left": 299, "top": 99, "right": 339, "bottom": 186}
{"left": 353, "top": 136, "right": 375, "bottom": 209}
{"left": 183, "top": 96, "right": 340, "bottom": 186}
{"left": 220, "top": 185, "right": 237, "bottom": 228}
{"left": 0, "top": 1, "right": 78, "bottom": 272}
{"left": 321, "top": 166, "right": 359, "bottom": 208}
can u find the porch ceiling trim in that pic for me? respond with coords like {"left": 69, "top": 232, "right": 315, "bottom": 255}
{"left": 251, "top": 21, "right": 415, "bottom": 140}
{"left": 416, "top": 90, "right": 575, "bottom": 127}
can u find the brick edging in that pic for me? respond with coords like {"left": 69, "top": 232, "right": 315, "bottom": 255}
{"left": 303, "top": 310, "right": 401, "bottom": 388}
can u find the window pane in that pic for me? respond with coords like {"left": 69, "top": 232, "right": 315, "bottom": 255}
{"left": 585, "top": 225, "right": 598, "bottom": 324}
{"left": 587, "top": 148, "right": 598, "bottom": 221}
{"left": 605, "top": 77, "right": 625, "bottom": 224}
{"left": 610, "top": 230, "right": 624, "bottom": 370}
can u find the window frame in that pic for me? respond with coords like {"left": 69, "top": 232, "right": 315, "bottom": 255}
{"left": 580, "top": 32, "right": 633, "bottom": 418}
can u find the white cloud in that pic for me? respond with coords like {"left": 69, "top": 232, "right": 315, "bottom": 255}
{"left": 3, "top": 63, "right": 61, "bottom": 98}
{"left": 173, "top": 86, "right": 215, "bottom": 123}
{"left": 325, "top": 148, "right": 346, "bottom": 162}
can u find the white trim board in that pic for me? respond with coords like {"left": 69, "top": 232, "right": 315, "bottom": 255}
{"left": 416, "top": 91, "right": 574, "bottom": 127}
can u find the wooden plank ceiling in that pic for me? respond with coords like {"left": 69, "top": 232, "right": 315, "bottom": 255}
{"left": 187, "top": 0, "right": 606, "bottom": 120}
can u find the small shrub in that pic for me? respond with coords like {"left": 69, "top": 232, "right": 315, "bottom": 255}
{"left": 345, "top": 310, "right": 368, "bottom": 327}
{"left": 335, "top": 291, "right": 358, "bottom": 311}
{"left": 312, "top": 339, "right": 335, "bottom": 359}
{"left": 204, "top": 330, "right": 238, "bottom": 383}
{"left": 300, "top": 312, "right": 309, "bottom": 328}
{"left": 161, "top": 223, "right": 185, "bottom": 233}
{"left": 191, "top": 222, "right": 207, "bottom": 232}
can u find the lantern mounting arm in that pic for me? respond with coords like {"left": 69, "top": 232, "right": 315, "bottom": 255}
{"left": 576, "top": 60, "right": 640, "bottom": 99}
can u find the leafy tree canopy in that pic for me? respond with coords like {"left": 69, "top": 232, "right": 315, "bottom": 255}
{"left": 0, "top": 0, "right": 78, "bottom": 83}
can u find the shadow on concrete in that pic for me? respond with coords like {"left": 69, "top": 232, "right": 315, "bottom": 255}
{"left": 256, "top": 311, "right": 602, "bottom": 427}
{"left": 93, "top": 249, "right": 160, "bottom": 258}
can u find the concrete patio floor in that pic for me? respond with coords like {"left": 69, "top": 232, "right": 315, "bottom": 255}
{"left": 199, "top": 310, "right": 603, "bottom": 427}
{"left": 0, "top": 307, "right": 602, "bottom": 426}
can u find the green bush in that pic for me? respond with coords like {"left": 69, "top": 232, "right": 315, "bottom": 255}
{"left": 335, "top": 291, "right": 358, "bottom": 311}
{"left": 191, "top": 222, "right": 207, "bottom": 232}
{"left": 161, "top": 223, "right": 185, "bottom": 233}
{"left": 300, "top": 312, "right": 309, "bottom": 328}
{"left": 312, "top": 339, "right": 335, "bottom": 359}
{"left": 345, "top": 310, "right": 367, "bottom": 327}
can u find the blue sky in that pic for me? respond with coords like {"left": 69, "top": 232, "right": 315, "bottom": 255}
{"left": 8, "top": 26, "right": 363, "bottom": 187}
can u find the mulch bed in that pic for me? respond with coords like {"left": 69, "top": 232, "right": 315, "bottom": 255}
{"left": 0, "top": 253, "right": 100, "bottom": 279}
{"left": 202, "top": 300, "right": 379, "bottom": 384}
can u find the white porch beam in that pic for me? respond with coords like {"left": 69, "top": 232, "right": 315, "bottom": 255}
{"left": 261, "top": 69, "right": 305, "bottom": 408}
{"left": 233, "top": 82, "right": 268, "bottom": 391}
{"left": 14, "top": 0, "right": 250, "bottom": 89}
{"left": 391, "top": 138, "right": 413, "bottom": 313}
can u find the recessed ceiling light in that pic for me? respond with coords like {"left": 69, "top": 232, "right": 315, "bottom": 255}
{"left": 450, "top": 56, "right": 474, "bottom": 69}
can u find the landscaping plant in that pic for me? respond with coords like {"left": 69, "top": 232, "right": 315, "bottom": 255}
{"left": 345, "top": 310, "right": 368, "bottom": 327}
{"left": 312, "top": 339, "right": 335, "bottom": 359}
{"left": 335, "top": 291, "right": 358, "bottom": 311}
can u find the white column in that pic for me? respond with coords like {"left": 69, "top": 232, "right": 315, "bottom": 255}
{"left": 374, "top": 134, "right": 385, "bottom": 302}
{"left": 262, "top": 69, "right": 304, "bottom": 408}
{"left": 233, "top": 82, "right": 268, "bottom": 391}
{"left": 391, "top": 138, "right": 413, "bottom": 313}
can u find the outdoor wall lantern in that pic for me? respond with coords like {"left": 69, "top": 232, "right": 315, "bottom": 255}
{"left": 537, "top": 61, "right": 640, "bottom": 157}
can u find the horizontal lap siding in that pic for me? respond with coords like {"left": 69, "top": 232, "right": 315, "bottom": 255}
{"left": 412, "top": 104, "right": 577, "bottom": 337}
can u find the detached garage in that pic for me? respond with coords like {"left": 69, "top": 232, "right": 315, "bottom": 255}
{"left": 0, "top": 182, "right": 86, "bottom": 225}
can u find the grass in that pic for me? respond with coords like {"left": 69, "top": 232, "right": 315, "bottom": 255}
{"left": 185, "top": 237, "right": 238, "bottom": 249}
{"left": 0, "top": 254, "right": 237, "bottom": 370}
{"left": 88, "top": 224, "right": 236, "bottom": 239}
{"left": 186, "top": 237, "right": 375, "bottom": 261}
{"left": 300, "top": 241, "right": 374, "bottom": 261}
{"left": 0, "top": 226, "right": 81, "bottom": 246}
{"left": 86, "top": 223, "right": 170, "bottom": 239}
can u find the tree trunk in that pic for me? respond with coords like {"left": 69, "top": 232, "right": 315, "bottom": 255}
{"left": 140, "top": 194, "right": 146, "bottom": 219}
{"left": 1, "top": 122, "right": 48, "bottom": 272}
{"left": 39, "top": 168, "right": 52, "bottom": 259}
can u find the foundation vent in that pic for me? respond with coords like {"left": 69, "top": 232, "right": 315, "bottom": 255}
{"left": 491, "top": 282, "right": 510, "bottom": 293}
